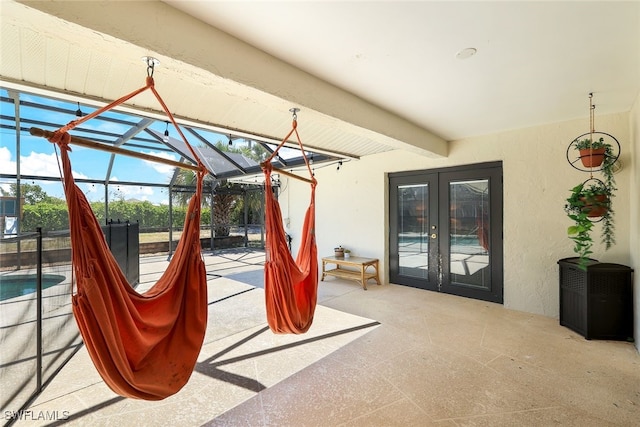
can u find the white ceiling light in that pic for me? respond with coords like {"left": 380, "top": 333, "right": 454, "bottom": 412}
{"left": 456, "top": 48, "right": 477, "bottom": 60}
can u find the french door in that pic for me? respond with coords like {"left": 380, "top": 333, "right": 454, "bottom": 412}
{"left": 389, "top": 162, "right": 503, "bottom": 303}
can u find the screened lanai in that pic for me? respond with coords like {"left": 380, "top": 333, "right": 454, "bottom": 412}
{"left": 1, "top": 1, "right": 639, "bottom": 425}
{"left": 0, "top": 78, "right": 347, "bottom": 422}
{"left": 0, "top": 83, "right": 343, "bottom": 245}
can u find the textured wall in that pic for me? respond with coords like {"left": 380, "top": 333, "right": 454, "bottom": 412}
{"left": 282, "top": 112, "right": 633, "bottom": 319}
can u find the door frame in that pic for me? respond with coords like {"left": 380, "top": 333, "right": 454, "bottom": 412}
{"left": 388, "top": 161, "right": 503, "bottom": 304}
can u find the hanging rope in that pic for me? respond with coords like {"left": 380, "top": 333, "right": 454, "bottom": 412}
{"left": 261, "top": 108, "right": 315, "bottom": 183}
{"left": 589, "top": 93, "right": 595, "bottom": 178}
{"left": 50, "top": 60, "right": 205, "bottom": 173}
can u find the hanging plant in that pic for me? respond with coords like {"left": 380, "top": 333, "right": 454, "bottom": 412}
{"left": 566, "top": 94, "right": 620, "bottom": 173}
{"left": 564, "top": 94, "right": 619, "bottom": 270}
{"left": 574, "top": 137, "right": 608, "bottom": 168}
{"left": 564, "top": 179, "right": 615, "bottom": 270}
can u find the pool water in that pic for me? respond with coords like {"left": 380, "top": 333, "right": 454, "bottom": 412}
{"left": 0, "top": 274, "right": 66, "bottom": 301}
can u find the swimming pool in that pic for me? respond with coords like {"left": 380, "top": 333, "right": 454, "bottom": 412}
{"left": 0, "top": 274, "right": 67, "bottom": 301}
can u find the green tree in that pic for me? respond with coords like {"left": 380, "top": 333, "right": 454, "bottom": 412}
{"left": 173, "top": 170, "right": 238, "bottom": 237}
{"left": 231, "top": 189, "right": 263, "bottom": 225}
{"left": 22, "top": 203, "right": 69, "bottom": 231}
{"left": 172, "top": 140, "right": 265, "bottom": 236}
{"left": 237, "top": 140, "right": 269, "bottom": 163}
{"left": 1, "top": 183, "right": 67, "bottom": 231}
{"left": 2, "top": 183, "right": 64, "bottom": 205}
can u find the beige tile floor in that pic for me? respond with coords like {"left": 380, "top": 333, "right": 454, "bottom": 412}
{"left": 15, "top": 250, "right": 640, "bottom": 426}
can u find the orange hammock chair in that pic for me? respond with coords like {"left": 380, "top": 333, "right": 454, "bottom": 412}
{"left": 262, "top": 112, "right": 318, "bottom": 334}
{"left": 36, "top": 68, "right": 208, "bottom": 400}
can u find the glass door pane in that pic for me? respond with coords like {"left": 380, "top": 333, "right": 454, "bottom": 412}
{"left": 389, "top": 172, "right": 438, "bottom": 290}
{"left": 448, "top": 179, "right": 490, "bottom": 290}
{"left": 398, "top": 184, "right": 429, "bottom": 279}
{"left": 439, "top": 164, "right": 503, "bottom": 303}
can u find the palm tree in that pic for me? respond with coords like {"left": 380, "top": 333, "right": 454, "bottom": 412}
{"left": 211, "top": 184, "right": 239, "bottom": 237}
{"left": 172, "top": 139, "right": 267, "bottom": 237}
{"left": 172, "top": 170, "right": 237, "bottom": 237}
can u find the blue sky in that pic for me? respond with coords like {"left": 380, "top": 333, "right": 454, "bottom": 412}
{"left": 0, "top": 89, "right": 225, "bottom": 205}
{"left": 1, "top": 88, "right": 324, "bottom": 206}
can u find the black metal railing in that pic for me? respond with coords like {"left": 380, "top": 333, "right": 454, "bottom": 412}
{"left": 0, "top": 223, "right": 140, "bottom": 426}
{"left": 0, "top": 229, "right": 81, "bottom": 426}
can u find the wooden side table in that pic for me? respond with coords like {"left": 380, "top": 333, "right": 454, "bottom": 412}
{"left": 321, "top": 256, "right": 381, "bottom": 290}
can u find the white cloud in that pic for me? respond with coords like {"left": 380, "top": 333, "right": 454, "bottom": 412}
{"left": 1, "top": 148, "right": 166, "bottom": 204}
{"left": 22, "top": 151, "right": 64, "bottom": 177}
{"left": 0, "top": 147, "right": 88, "bottom": 180}
{"left": 80, "top": 183, "right": 103, "bottom": 201}
{"left": 0, "top": 146, "right": 16, "bottom": 174}
{"left": 84, "top": 184, "right": 99, "bottom": 194}
{"left": 142, "top": 151, "right": 180, "bottom": 175}
{"left": 109, "top": 177, "right": 155, "bottom": 200}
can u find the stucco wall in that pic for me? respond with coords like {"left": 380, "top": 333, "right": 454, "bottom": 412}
{"left": 279, "top": 112, "right": 633, "bottom": 319}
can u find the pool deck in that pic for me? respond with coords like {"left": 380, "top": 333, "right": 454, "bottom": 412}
{"left": 2, "top": 248, "right": 639, "bottom": 426}
{"left": 2, "top": 249, "right": 379, "bottom": 426}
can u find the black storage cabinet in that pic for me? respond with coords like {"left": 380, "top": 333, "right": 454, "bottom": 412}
{"left": 102, "top": 220, "right": 140, "bottom": 286}
{"left": 558, "top": 257, "right": 634, "bottom": 340}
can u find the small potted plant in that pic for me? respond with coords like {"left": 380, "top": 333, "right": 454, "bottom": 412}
{"left": 344, "top": 248, "right": 351, "bottom": 258}
{"left": 574, "top": 137, "right": 610, "bottom": 168}
{"left": 564, "top": 180, "right": 615, "bottom": 269}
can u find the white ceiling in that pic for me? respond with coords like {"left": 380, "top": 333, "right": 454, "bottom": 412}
{"left": 3, "top": 1, "right": 639, "bottom": 160}
{"left": 166, "top": 1, "right": 640, "bottom": 139}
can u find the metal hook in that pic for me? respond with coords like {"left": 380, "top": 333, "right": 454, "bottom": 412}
{"left": 289, "top": 107, "right": 300, "bottom": 121}
{"left": 141, "top": 56, "right": 160, "bottom": 77}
